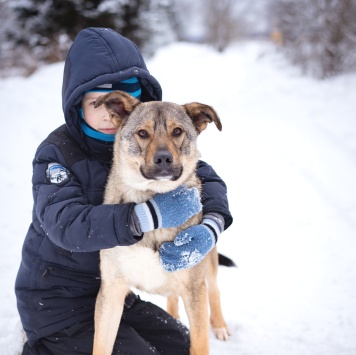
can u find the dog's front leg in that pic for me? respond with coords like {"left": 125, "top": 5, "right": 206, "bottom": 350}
{"left": 93, "top": 249, "right": 129, "bottom": 355}
{"left": 93, "top": 279, "right": 128, "bottom": 355}
{"left": 182, "top": 279, "right": 210, "bottom": 355}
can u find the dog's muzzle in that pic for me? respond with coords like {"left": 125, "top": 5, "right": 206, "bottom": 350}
{"left": 153, "top": 149, "right": 173, "bottom": 174}
{"left": 141, "top": 149, "right": 183, "bottom": 181}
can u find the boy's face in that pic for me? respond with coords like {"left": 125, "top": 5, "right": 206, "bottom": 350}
{"left": 82, "top": 92, "right": 117, "bottom": 135}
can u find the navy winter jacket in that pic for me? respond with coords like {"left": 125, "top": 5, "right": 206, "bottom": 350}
{"left": 15, "top": 28, "right": 233, "bottom": 347}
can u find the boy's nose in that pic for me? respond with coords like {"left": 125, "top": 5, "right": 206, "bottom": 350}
{"left": 101, "top": 107, "right": 110, "bottom": 119}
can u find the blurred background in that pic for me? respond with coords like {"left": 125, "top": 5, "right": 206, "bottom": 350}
{"left": 1, "top": 0, "right": 356, "bottom": 80}
{"left": 1, "top": 2, "right": 356, "bottom": 354}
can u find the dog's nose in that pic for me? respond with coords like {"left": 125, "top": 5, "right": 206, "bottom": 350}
{"left": 154, "top": 149, "right": 173, "bottom": 170}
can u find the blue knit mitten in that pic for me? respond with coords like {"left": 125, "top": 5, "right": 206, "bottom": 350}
{"left": 134, "top": 186, "right": 202, "bottom": 233}
{"left": 159, "top": 218, "right": 221, "bottom": 272}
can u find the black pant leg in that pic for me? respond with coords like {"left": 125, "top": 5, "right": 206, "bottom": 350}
{"left": 22, "top": 321, "right": 95, "bottom": 355}
{"left": 122, "top": 298, "right": 190, "bottom": 355}
{"left": 22, "top": 321, "right": 161, "bottom": 355}
{"left": 22, "top": 298, "right": 189, "bottom": 355}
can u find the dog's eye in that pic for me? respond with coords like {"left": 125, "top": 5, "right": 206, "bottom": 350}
{"left": 172, "top": 127, "right": 183, "bottom": 137}
{"left": 137, "top": 130, "right": 149, "bottom": 139}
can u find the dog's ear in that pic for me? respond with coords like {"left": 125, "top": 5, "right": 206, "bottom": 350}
{"left": 94, "top": 91, "right": 140, "bottom": 127}
{"left": 183, "top": 103, "right": 222, "bottom": 134}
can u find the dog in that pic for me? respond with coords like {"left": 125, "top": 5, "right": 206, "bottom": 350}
{"left": 93, "top": 91, "right": 230, "bottom": 355}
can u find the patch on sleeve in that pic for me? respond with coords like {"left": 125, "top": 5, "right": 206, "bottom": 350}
{"left": 46, "top": 162, "right": 71, "bottom": 184}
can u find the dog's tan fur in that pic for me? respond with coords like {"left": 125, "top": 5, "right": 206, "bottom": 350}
{"left": 92, "top": 91, "right": 229, "bottom": 355}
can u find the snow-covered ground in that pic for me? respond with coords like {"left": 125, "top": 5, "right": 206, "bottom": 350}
{"left": 1, "top": 40, "right": 356, "bottom": 355}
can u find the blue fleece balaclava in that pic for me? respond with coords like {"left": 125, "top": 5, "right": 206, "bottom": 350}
{"left": 79, "top": 77, "right": 141, "bottom": 142}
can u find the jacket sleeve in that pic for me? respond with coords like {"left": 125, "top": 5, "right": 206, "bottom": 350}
{"left": 197, "top": 160, "right": 233, "bottom": 230}
{"left": 33, "top": 143, "right": 139, "bottom": 253}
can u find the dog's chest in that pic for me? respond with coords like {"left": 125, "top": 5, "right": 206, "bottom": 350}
{"left": 105, "top": 249, "right": 175, "bottom": 296}
{"left": 102, "top": 233, "right": 179, "bottom": 295}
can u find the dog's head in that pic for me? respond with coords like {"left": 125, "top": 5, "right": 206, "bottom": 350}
{"left": 95, "top": 90, "right": 222, "bottom": 190}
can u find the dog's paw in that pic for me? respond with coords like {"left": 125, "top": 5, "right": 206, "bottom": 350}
{"left": 212, "top": 326, "right": 231, "bottom": 341}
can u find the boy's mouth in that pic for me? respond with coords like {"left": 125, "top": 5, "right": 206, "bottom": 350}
{"left": 100, "top": 128, "right": 117, "bottom": 134}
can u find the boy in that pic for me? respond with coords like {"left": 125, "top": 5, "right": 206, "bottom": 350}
{"left": 15, "top": 27, "right": 233, "bottom": 354}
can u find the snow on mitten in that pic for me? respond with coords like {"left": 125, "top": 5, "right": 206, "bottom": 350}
{"left": 159, "top": 218, "right": 221, "bottom": 272}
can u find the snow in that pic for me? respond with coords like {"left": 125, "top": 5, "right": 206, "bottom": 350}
{"left": 1, "top": 40, "right": 356, "bottom": 354}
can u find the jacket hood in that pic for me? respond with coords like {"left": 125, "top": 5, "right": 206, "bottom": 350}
{"left": 62, "top": 27, "right": 162, "bottom": 152}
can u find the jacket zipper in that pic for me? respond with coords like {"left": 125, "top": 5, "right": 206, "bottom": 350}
{"left": 42, "top": 266, "right": 101, "bottom": 281}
